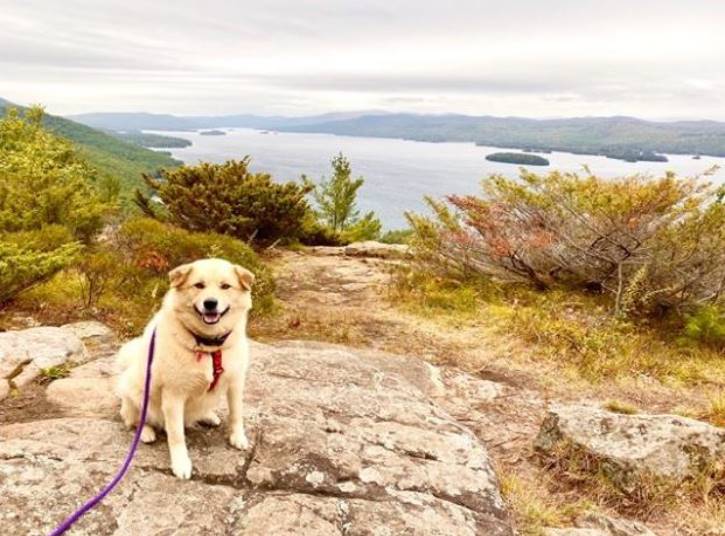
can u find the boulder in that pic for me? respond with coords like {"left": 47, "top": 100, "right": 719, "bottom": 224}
{"left": 0, "top": 379, "right": 9, "bottom": 401}
{"left": 0, "top": 326, "right": 86, "bottom": 386}
{"left": 61, "top": 321, "right": 116, "bottom": 347}
{"left": 1, "top": 340, "right": 513, "bottom": 535}
{"left": 536, "top": 404, "right": 725, "bottom": 486}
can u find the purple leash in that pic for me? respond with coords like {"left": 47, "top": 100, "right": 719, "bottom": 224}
{"left": 49, "top": 328, "right": 157, "bottom": 536}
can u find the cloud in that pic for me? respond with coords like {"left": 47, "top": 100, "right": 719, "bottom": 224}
{"left": 1, "top": 0, "right": 724, "bottom": 119}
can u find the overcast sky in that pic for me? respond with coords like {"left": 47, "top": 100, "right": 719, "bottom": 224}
{"left": 1, "top": 0, "right": 724, "bottom": 119}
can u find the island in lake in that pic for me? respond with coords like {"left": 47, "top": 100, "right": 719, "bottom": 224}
{"left": 485, "top": 152, "right": 550, "bottom": 166}
{"left": 199, "top": 129, "right": 226, "bottom": 136}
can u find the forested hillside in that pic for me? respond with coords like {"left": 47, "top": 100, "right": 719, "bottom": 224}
{"left": 0, "top": 99, "right": 179, "bottom": 195}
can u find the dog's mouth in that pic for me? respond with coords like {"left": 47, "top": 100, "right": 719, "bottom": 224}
{"left": 194, "top": 306, "right": 230, "bottom": 325}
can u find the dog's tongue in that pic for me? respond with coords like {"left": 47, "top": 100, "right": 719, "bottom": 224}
{"left": 203, "top": 312, "right": 221, "bottom": 324}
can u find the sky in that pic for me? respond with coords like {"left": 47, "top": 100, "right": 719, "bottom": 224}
{"left": 1, "top": 0, "right": 724, "bottom": 120}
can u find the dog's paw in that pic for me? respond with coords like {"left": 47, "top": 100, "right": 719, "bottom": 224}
{"left": 140, "top": 425, "right": 157, "bottom": 443}
{"left": 171, "top": 453, "right": 193, "bottom": 479}
{"left": 229, "top": 428, "right": 249, "bottom": 450}
{"left": 198, "top": 412, "right": 221, "bottom": 427}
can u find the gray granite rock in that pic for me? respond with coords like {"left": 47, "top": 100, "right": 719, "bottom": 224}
{"left": 536, "top": 404, "right": 725, "bottom": 487}
{"left": 1, "top": 340, "right": 513, "bottom": 535}
{"left": 0, "top": 326, "right": 86, "bottom": 387}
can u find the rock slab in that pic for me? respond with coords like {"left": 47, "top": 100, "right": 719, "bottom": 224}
{"left": 0, "top": 326, "right": 86, "bottom": 399}
{"left": 0, "top": 340, "right": 513, "bottom": 535}
{"left": 536, "top": 404, "right": 725, "bottom": 486}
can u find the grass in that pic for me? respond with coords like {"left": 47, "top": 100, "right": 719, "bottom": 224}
{"left": 38, "top": 364, "right": 71, "bottom": 384}
{"left": 700, "top": 392, "right": 725, "bottom": 427}
{"left": 603, "top": 400, "right": 639, "bottom": 415}
{"left": 498, "top": 467, "right": 594, "bottom": 535}
{"left": 391, "top": 268, "right": 725, "bottom": 387}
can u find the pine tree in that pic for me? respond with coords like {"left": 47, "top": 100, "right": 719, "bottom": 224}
{"left": 313, "top": 153, "right": 381, "bottom": 241}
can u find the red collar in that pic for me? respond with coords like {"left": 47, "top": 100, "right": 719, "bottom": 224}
{"left": 196, "top": 350, "right": 225, "bottom": 391}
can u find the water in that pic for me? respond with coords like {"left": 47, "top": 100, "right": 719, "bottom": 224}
{"left": 149, "top": 128, "right": 725, "bottom": 229}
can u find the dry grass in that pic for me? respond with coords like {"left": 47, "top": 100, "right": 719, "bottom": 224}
{"left": 701, "top": 392, "right": 725, "bottom": 428}
{"left": 537, "top": 439, "right": 725, "bottom": 533}
{"left": 602, "top": 400, "right": 639, "bottom": 415}
{"left": 498, "top": 467, "right": 592, "bottom": 535}
{"left": 391, "top": 268, "right": 725, "bottom": 388}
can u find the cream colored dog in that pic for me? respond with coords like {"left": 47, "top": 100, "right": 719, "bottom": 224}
{"left": 116, "top": 258, "right": 254, "bottom": 479}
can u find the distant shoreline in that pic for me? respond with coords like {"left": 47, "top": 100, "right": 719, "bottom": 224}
{"left": 154, "top": 128, "right": 700, "bottom": 165}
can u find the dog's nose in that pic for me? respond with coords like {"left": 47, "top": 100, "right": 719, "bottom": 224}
{"left": 203, "top": 298, "right": 218, "bottom": 311}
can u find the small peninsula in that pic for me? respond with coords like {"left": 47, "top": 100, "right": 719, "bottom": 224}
{"left": 485, "top": 152, "right": 550, "bottom": 166}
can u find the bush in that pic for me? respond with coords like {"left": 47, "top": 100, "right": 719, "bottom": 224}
{"left": 118, "top": 217, "right": 275, "bottom": 314}
{"left": 683, "top": 305, "right": 725, "bottom": 349}
{"left": 380, "top": 228, "right": 414, "bottom": 244}
{"left": 77, "top": 249, "right": 121, "bottom": 308}
{"left": 137, "top": 157, "right": 313, "bottom": 244}
{"left": 0, "top": 238, "right": 81, "bottom": 304}
{"left": 407, "top": 170, "right": 725, "bottom": 318}
{"left": 0, "top": 106, "right": 112, "bottom": 242}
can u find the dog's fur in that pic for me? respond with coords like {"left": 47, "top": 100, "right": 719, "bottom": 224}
{"left": 116, "top": 258, "right": 254, "bottom": 479}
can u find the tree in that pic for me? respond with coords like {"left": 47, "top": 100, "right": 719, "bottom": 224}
{"left": 313, "top": 153, "right": 381, "bottom": 241}
{"left": 0, "top": 106, "right": 111, "bottom": 241}
{"left": 0, "top": 107, "right": 112, "bottom": 303}
{"left": 137, "top": 157, "right": 314, "bottom": 244}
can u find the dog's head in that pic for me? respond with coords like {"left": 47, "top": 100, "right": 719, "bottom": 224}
{"left": 167, "top": 258, "right": 254, "bottom": 335}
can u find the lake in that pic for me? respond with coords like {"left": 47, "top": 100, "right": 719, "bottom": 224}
{"left": 149, "top": 128, "right": 725, "bottom": 229}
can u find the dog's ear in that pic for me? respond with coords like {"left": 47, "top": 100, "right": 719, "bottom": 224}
{"left": 168, "top": 263, "right": 193, "bottom": 288}
{"left": 234, "top": 265, "right": 255, "bottom": 291}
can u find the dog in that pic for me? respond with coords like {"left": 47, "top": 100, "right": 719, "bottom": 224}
{"left": 116, "top": 258, "right": 254, "bottom": 479}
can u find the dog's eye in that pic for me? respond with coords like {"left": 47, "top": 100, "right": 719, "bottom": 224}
{"left": 220, "top": 283, "right": 231, "bottom": 290}
{"left": 193, "top": 282, "right": 205, "bottom": 289}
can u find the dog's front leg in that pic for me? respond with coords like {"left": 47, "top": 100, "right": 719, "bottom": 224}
{"left": 227, "top": 379, "right": 249, "bottom": 450}
{"left": 162, "top": 390, "right": 192, "bottom": 479}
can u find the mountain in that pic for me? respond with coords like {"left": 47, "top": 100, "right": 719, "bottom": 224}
{"left": 0, "top": 100, "right": 180, "bottom": 195}
{"left": 66, "top": 110, "right": 725, "bottom": 160}
{"left": 66, "top": 112, "right": 200, "bottom": 131}
{"left": 68, "top": 111, "right": 388, "bottom": 131}
{"left": 279, "top": 113, "right": 725, "bottom": 159}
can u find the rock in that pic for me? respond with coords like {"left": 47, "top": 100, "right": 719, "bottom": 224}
{"left": 0, "top": 379, "right": 9, "bottom": 401}
{"left": 46, "top": 377, "right": 118, "bottom": 416}
{"left": 544, "top": 512, "right": 659, "bottom": 536}
{"left": 544, "top": 529, "right": 607, "bottom": 536}
{"left": 12, "top": 362, "right": 41, "bottom": 388}
{"left": 61, "top": 321, "right": 116, "bottom": 346}
{"left": 307, "top": 241, "right": 409, "bottom": 259}
{"left": 535, "top": 404, "right": 725, "bottom": 487}
{"left": 68, "top": 354, "right": 117, "bottom": 380}
{"left": 1, "top": 340, "right": 513, "bottom": 535}
{"left": 0, "top": 326, "right": 87, "bottom": 386}
{"left": 344, "top": 240, "right": 409, "bottom": 259}
{"left": 431, "top": 366, "right": 502, "bottom": 417}
{"left": 577, "top": 513, "right": 658, "bottom": 535}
